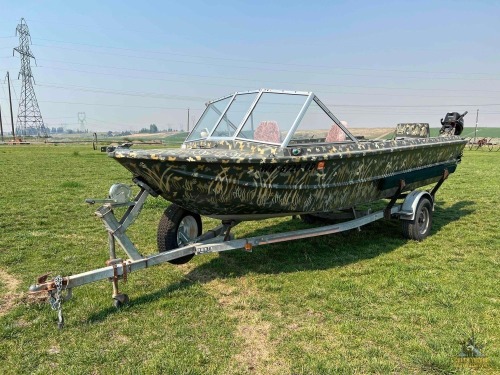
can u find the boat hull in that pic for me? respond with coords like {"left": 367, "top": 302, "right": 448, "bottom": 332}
{"left": 112, "top": 137, "right": 466, "bottom": 220}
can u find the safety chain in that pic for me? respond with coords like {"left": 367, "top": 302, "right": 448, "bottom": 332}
{"left": 49, "top": 275, "right": 65, "bottom": 329}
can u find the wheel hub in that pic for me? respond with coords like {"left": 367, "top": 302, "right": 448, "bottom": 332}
{"left": 177, "top": 216, "right": 199, "bottom": 246}
{"left": 417, "top": 207, "right": 429, "bottom": 234}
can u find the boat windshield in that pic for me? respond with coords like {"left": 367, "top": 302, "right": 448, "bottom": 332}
{"left": 185, "top": 90, "right": 354, "bottom": 145}
{"left": 236, "top": 93, "right": 307, "bottom": 144}
{"left": 185, "top": 96, "right": 232, "bottom": 142}
{"left": 287, "top": 97, "right": 352, "bottom": 145}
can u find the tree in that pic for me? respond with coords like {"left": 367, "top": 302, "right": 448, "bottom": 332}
{"left": 149, "top": 124, "right": 158, "bottom": 133}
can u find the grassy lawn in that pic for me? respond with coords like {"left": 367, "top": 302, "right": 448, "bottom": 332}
{"left": 0, "top": 144, "right": 498, "bottom": 374}
{"left": 460, "top": 127, "right": 500, "bottom": 139}
{"left": 378, "top": 127, "right": 500, "bottom": 139}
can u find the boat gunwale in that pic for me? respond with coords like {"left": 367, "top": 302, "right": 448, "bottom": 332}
{"left": 112, "top": 137, "right": 466, "bottom": 164}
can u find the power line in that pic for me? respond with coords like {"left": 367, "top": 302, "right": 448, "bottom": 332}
{"left": 4, "top": 54, "right": 500, "bottom": 101}
{"left": 35, "top": 82, "right": 209, "bottom": 101}
{"left": 1, "top": 43, "right": 498, "bottom": 127}
{"left": 31, "top": 42, "right": 500, "bottom": 82}
{"left": 19, "top": 80, "right": 495, "bottom": 102}
{"left": 28, "top": 37, "right": 500, "bottom": 77}
{"left": 30, "top": 99, "right": 204, "bottom": 110}
{"left": 8, "top": 95, "right": 500, "bottom": 109}
{"left": 2, "top": 82, "right": 499, "bottom": 110}
{"left": 35, "top": 65, "right": 245, "bottom": 88}
{"left": 329, "top": 103, "right": 500, "bottom": 108}
{"left": 26, "top": 57, "right": 500, "bottom": 94}
{"left": 2, "top": 83, "right": 499, "bottom": 109}
{"left": 5, "top": 64, "right": 495, "bottom": 102}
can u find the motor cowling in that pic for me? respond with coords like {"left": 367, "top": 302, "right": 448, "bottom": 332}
{"left": 439, "top": 111, "right": 467, "bottom": 136}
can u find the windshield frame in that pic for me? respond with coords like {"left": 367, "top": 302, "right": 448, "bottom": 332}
{"left": 184, "top": 89, "right": 357, "bottom": 145}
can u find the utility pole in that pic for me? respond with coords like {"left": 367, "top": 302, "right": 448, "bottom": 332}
{"left": 187, "top": 108, "right": 190, "bottom": 132}
{"left": 474, "top": 109, "right": 479, "bottom": 142}
{"left": 6, "top": 72, "right": 16, "bottom": 140}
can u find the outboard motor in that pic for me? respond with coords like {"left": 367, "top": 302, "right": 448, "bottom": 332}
{"left": 439, "top": 111, "right": 467, "bottom": 136}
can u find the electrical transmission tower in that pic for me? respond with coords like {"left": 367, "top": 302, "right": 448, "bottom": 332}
{"left": 13, "top": 18, "right": 48, "bottom": 138}
{"left": 78, "top": 112, "right": 87, "bottom": 132}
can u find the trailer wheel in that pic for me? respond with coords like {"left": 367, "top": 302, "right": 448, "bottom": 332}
{"left": 299, "top": 214, "right": 317, "bottom": 224}
{"left": 401, "top": 197, "right": 432, "bottom": 241}
{"left": 157, "top": 204, "right": 202, "bottom": 264}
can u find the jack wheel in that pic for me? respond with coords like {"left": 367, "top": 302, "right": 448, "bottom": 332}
{"left": 157, "top": 204, "right": 202, "bottom": 264}
{"left": 113, "top": 294, "right": 129, "bottom": 308}
{"left": 401, "top": 197, "right": 433, "bottom": 241}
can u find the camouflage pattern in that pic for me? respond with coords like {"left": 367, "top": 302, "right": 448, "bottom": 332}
{"left": 394, "top": 123, "right": 430, "bottom": 138}
{"left": 112, "top": 136, "right": 466, "bottom": 220}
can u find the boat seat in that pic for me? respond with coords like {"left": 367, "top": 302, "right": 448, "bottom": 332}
{"left": 325, "top": 123, "right": 346, "bottom": 142}
{"left": 254, "top": 121, "right": 281, "bottom": 143}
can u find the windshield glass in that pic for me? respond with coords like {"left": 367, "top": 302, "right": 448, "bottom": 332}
{"left": 185, "top": 90, "right": 350, "bottom": 145}
{"left": 212, "top": 93, "right": 258, "bottom": 138}
{"left": 236, "top": 93, "right": 307, "bottom": 144}
{"left": 185, "top": 96, "right": 231, "bottom": 141}
{"left": 288, "top": 99, "right": 351, "bottom": 145}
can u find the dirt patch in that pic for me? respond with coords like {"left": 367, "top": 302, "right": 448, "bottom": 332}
{"left": 0, "top": 268, "right": 22, "bottom": 317}
{"left": 112, "top": 333, "right": 131, "bottom": 344}
{"left": 182, "top": 266, "right": 219, "bottom": 284}
{"left": 203, "top": 278, "right": 289, "bottom": 375}
{"left": 179, "top": 262, "right": 289, "bottom": 373}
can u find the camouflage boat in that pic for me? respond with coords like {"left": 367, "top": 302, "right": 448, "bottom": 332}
{"left": 112, "top": 89, "right": 466, "bottom": 222}
{"left": 28, "top": 90, "right": 468, "bottom": 319}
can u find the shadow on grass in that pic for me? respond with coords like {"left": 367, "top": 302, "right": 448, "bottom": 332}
{"left": 87, "top": 200, "right": 474, "bottom": 323}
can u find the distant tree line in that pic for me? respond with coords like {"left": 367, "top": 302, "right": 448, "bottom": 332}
{"left": 107, "top": 124, "right": 179, "bottom": 137}
{"left": 49, "top": 127, "right": 89, "bottom": 134}
{"left": 137, "top": 124, "right": 181, "bottom": 133}
{"left": 43, "top": 123, "right": 182, "bottom": 137}
{"left": 139, "top": 124, "right": 159, "bottom": 133}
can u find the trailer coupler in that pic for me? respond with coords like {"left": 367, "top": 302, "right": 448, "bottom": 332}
{"left": 29, "top": 274, "right": 72, "bottom": 329}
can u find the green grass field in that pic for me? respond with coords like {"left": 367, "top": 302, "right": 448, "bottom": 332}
{"left": 164, "top": 131, "right": 189, "bottom": 144}
{"left": 379, "top": 127, "right": 500, "bottom": 140}
{"left": 436, "top": 127, "right": 500, "bottom": 139}
{"left": 0, "top": 145, "right": 498, "bottom": 374}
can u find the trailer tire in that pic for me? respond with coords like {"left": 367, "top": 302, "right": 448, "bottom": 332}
{"left": 157, "top": 204, "right": 202, "bottom": 264}
{"left": 299, "top": 214, "right": 317, "bottom": 224}
{"left": 401, "top": 197, "right": 432, "bottom": 241}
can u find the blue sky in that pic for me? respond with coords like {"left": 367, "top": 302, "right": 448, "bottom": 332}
{"left": 0, "top": 0, "right": 499, "bottom": 132}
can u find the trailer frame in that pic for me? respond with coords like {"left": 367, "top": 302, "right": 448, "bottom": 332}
{"left": 29, "top": 174, "right": 446, "bottom": 328}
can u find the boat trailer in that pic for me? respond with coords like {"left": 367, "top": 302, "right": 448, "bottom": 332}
{"left": 28, "top": 174, "right": 448, "bottom": 328}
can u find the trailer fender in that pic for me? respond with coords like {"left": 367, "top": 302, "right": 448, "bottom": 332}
{"left": 398, "top": 190, "right": 433, "bottom": 221}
